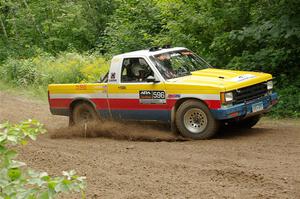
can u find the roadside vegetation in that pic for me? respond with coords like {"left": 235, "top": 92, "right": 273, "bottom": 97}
{"left": 0, "top": 0, "right": 299, "bottom": 117}
{"left": 0, "top": 52, "right": 110, "bottom": 99}
{"left": 0, "top": 119, "right": 86, "bottom": 198}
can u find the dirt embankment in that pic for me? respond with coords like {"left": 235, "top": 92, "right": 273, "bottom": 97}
{"left": 0, "top": 91, "right": 300, "bottom": 199}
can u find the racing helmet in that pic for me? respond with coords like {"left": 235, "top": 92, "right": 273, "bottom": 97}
{"left": 131, "top": 64, "right": 144, "bottom": 77}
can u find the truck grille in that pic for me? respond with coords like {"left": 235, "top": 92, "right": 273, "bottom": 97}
{"left": 233, "top": 82, "right": 268, "bottom": 105}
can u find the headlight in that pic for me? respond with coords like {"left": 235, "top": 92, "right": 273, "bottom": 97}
{"left": 225, "top": 92, "right": 233, "bottom": 102}
{"left": 267, "top": 81, "right": 273, "bottom": 90}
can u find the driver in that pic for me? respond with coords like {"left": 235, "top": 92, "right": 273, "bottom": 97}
{"left": 130, "top": 59, "right": 151, "bottom": 82}
{"left": 155, "top": 54, "right": 176, "bottom": 79}
{"left": 157, "top": 54, "right": 172, "bottom": 69}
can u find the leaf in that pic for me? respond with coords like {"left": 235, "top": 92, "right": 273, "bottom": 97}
{"left": 21, "top": 140, "right": 28, "bottom": 145}
{"left": 8, "top": 168, "right": 22, "bottom": 181}
{"left": 28, "top": 178, "right": 45, "bottom": 187}
{"left": 55, "top": 183, "right": 69, "bottom": 193}
{"left": 0, "top": 134, "right": 7, "bottom": 142}
{"left": 9, "top": 160, "right": 26, "bottom": 168}
{"left": 28, "top": 134, "right": 37, "bottom": 141}
{"left": 48, "top": 181, "right": 57, "bottom": 191}
{"left": 39, "top": 191, "right": 49, "bottom": 199}
{"left": 0, "top": 145, "right": 6, "bottom": 153}
{"left": 5, "top": 150, "right": 17, "bottom": 159}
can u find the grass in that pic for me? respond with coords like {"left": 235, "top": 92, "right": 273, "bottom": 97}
{"left": 0, "top": 52, "right": 110, "bottom": 102}
{"left": 0, "top": 80, "right": 48, "bottom": 101}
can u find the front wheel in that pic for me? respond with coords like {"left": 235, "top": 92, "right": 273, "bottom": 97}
{"left": 175, "top": 100, "right": 219, "bottom": 139}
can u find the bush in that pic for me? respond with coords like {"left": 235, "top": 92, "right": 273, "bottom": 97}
{"left": 270, "top": 85, "right": 300, "bottom": 118}
{"left": 0, "top": 52, "right": 109, "bottom": 87}
{"left": 0, "top": 119, "right": 86, "bottom": 198}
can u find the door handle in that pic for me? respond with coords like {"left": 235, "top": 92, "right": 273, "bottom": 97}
{"left": 118, "top": 86, "right": 126, "bottom": 89}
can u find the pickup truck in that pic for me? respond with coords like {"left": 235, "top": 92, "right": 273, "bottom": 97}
{"left": 48, "top": 46, "right": 278, "bottom": 139}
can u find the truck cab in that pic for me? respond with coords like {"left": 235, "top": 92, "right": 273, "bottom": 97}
{"left": 48, "top": 47, "right": 278, "bottom": 139}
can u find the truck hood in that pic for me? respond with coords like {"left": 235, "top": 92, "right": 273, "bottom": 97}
{"left": 166, "top": 68, "right": 272, "bottom": 91}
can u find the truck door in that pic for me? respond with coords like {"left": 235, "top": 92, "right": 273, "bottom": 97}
{"left": 107, "top": 57, "right": 170, "bottom": 121}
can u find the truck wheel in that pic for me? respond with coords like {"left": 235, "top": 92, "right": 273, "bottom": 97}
{"left": 237, "top": 115, "right": 261, "bottom": 129}
{"left": 175, "top": 100, "right": 219, "bottom": 139}
{"left": 72, "top": 102, "right": 99, "bottom": 125}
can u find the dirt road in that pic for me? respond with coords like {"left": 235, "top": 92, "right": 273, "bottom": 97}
{"left": 0, "top": 91, "right": 299, "bottom": 198}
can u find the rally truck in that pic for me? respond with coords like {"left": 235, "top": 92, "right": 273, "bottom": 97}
{"left": 48, "top": 46, "right": 278, "bottom": 139}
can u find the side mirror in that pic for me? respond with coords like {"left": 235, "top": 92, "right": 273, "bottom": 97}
{"left": 146, "top": 76, "right": 160, "bottom": 83}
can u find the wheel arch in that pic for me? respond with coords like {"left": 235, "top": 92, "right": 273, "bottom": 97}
{"left": 174, "top": 97, "right": 209, "bottom": 112}
{"left": 70, "top": 97, "right": 97, "bottom": 110}
{"left": 69, "top": 98, "right": 97, "bottom": 125}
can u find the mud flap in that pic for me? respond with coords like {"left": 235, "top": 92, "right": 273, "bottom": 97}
{"left": 171, "top": 107, "right": 179, "bottom": 134}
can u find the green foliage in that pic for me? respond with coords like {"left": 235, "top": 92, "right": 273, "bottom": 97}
{"left": 101, "top": 0, "right": 299, "bottom": 117}
{"left": 0, "top": 119, "right": 86, "bottom": 198}
{"left": 0, "top": 0, "right": 299, "bottom": 117}
{"left": 0, "top": 52, "right": 109, "bottom": 87}
{"left": 271, "top": 88, "right": 300, "bottom": 118}
{"left": 101, "top": 0, "right": 164, "bottom": 54}
{"left": 0, "top": 0, "right": 117, "bottom": 60}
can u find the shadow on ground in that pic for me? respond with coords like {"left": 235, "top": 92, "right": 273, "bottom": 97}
{"left": 216, "top": 126, "right": 273, "bottom": 139}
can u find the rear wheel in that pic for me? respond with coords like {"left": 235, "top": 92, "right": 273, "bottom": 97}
{"left": 72, "top": 102, "right": 99, "bottom": 125}
{"left": 175, "top": 100, "right": 219, "bottom": 139}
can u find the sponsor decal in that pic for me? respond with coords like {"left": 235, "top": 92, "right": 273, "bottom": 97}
{"left": 168, "top": 94, "right": 181, "bottom": 99}
{"left": 75, "top": 84, "right": 87, "bottom": 90}
{"left": 109, "top": 72, "right": 117, "bottom": 82}
{"left": 139, "top": 90, "right": 166, "bottom": 104}
{"left": 231, "top": 74, "right": 256, "bottom": 82}
{"left": 110, "top": 72, "right": 116, "bottom": 79}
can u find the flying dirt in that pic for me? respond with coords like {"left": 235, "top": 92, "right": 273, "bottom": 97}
{"left": 0, "top": 91, "right": 300, "bottom": 199}
{"left": 49, "top": 120, "right": 189, "bottom": 142}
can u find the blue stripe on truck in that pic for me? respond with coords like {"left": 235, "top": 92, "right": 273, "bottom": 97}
{"left": 98, "top": 109, "right": 171, "bottom": 122}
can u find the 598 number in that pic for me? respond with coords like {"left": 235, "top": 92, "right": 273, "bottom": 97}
{"left": 152, "top": 91, "right": 165, "bottom": 99}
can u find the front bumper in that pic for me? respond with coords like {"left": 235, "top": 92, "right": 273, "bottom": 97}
{"left": 211, "top": 93, "right": 278, "bottom": 120}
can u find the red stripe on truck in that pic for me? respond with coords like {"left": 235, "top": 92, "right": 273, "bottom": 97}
{"left": 49, "top": 98, "right": 72, "bottom": 108}
{"left": 49, "top": 98, "right": 221, "bottom": 110}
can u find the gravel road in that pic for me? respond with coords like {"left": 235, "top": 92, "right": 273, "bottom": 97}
{"left": 1, "top": 91, "right": 299, "bottom": 198}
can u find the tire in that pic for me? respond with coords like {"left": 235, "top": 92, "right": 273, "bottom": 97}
{"left": 175, "top": 100, "right": 219, "bottom": 139}
{"left": 72, "top": 102, "right": 99, "bottom": 125}
{"left": 236, "top": 115, "right": 261, "bottom": 129}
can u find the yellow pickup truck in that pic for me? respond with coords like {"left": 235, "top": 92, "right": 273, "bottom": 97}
{"left": 48, "top": 46, "right": 278, "bottom": 139}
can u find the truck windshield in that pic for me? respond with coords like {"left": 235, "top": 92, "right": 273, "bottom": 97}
{"left": 151, "top": 50, "right": 211, "bottom": 80}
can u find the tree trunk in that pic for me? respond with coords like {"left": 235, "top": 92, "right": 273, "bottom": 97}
{"left": 0, "top": 14, "right": 8, "bottom": 39}
{"left": 22, "top": 0, "right": 45, "bottom": 47}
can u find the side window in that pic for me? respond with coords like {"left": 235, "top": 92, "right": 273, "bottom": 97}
{"left": 121, "top": 58, "right": 154, "bottom": 83}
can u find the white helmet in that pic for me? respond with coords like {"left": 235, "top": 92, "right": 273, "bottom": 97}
{"left": 131, "top": 64, "right": 144, "bottom": 77}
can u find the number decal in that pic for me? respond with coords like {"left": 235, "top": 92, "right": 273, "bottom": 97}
{"left": 139, "top": 90, "right": 166, "bottom": 104}
{"left": 152, "top": 91, "right": 165, "bottom": 99}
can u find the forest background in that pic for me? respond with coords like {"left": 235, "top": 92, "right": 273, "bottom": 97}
{"left": 0, "top": 0, "right": 299, "bottom": 117}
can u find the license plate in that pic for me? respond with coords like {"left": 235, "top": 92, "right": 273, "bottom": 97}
{"left": 252, "top": 102, "right": 264, "bottom": 113}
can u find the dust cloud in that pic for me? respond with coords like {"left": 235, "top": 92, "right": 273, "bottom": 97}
{"left": 49, "top": 120, "right": 189, "bottom": 142}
